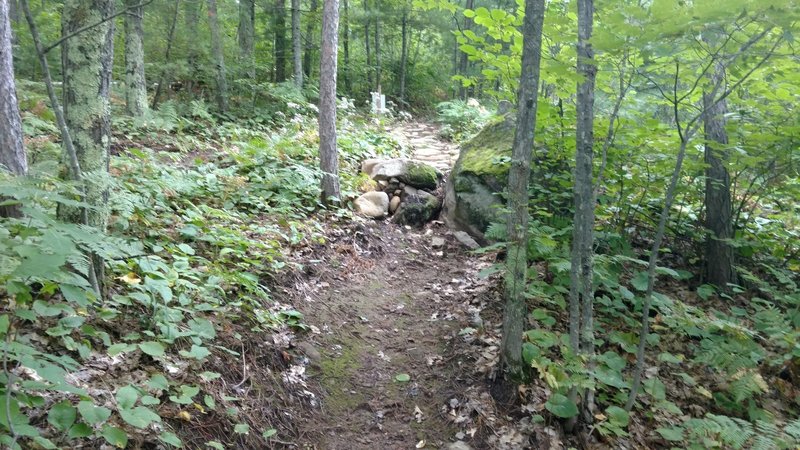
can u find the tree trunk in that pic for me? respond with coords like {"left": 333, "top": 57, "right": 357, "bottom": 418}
{"left": 151, "top": 0, "right": 180, "bottom": 109}
{"left": 291, "top": 0, "right": 302, "bottom": 87}
{"left": 373, "top": 0, "right": 380, "bottom": 91}
{"left": 206, "top": 0, "right": 228, "bottom": 112}
{"left": 319, "top": 0, "right": 340, "bottom": 202}
{"left": 703, "top": 64, "right": 737, "bottom": 290}
{"left": 303, "top": 0, "right": 317, "bottom": 79}
{"left": 124, "top": 0, "right": 147, "bottom": 116}
{"left": 8, "top": 0, "right": 17, "bottom": 46}
{"left": 567, "top": 0, "right": 596, "bottom": 426}
{"left": 60, "top": 0, "right": 115, "bottom": 288}
{"left": 238, "top": 0, "right": 255, "bottom": 79}
{"left": 185, "top": 0, "right": 200, "bottom": 92}
{"left": 0, "top": 0, "right": 26, "bottom": 218}
{"left": 274, "top": 0, "right": 287, "bottom": 82}
{"left": 342, "top": 0, "right": 351, "bottom": 94}
{"left": 398, "top": 8, "right": 408, "bottom": 103}
{"left": 457, "top": 0, "right": 474, "bottom": 99}
{"left": 60, "top": 0, "right": 114, "bottom": 228}
{"left": 362, "top": 0, "right": 372, "bottom": 90}
{"left": 500, "top": 0, "right": 545, "bottom": 380}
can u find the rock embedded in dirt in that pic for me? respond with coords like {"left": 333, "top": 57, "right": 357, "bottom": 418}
{"left": 431, "top": 236, "right": 446, "bottom": 249}
{"left": 393, "top": 190, "right": 442, "bottom": 227}
{"left": 368, "top": 158, "right": 442, "bottom": 190}
{"left": 453, "top": 231, "right": 480, "bottom": 250}
{"left": 354, "top": 191, "right": 390, "bottom": 218}
{"left": 295, "top": 341, "right": 322, "bottom": 363}
{"left": 361, "top": 158, "right": 382, "bottom": 175}
{"left": 390, "top": 195, "right": 401, "bottom": 214}
{"left": 444, "top": 441, "right": 473, "bottom": 450}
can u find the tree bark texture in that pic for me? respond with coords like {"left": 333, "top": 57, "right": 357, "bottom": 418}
{"left": 124, "top": 0, "right": 147, "bottom": 116}
{"left": 206, "top": 0, "right": 228, "bottom": 112}
{"left": 274, "top": 0, "right": 287, "bottom": 82}
{"left": 60, "top": 0, "right": 115, "bottom": 229}
{"left": 291, "top": 0, "right": 302, "bottom": 87}
{"left": 568, "top": 0, "right": 596, "bottom": 424}
{"left": 500, "top": 0, "right": 545, "bottom": 378}
{"left": 238, "top": 0, "right": 255, "bottom": 79}
{"left": 185, "top": 0, "right": 200, "bottom": 92}
{"left": 362, "top": 0, "right": 371, "bottom": 89}
{"left": 303, "top": 0, "right": 317, "bottom": 79}
{"left": 703, "top": 64, "right": 737, "bottom": 290}
{"left": 319, "top": 0, "right": 340, "bottom": 202}
{"left": 0, "top": 0, "right": 26, "bottom": 218}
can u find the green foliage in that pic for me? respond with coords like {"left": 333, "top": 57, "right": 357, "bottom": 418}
{"left": 435, "top": 99, "right": 493, "bottom": 142}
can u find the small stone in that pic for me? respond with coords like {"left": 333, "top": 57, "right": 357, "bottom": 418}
{"left": 403, "top": 185, "right": 419, "bottom": 197}
{"left": 354, "top": 191, "right": 390, "bottom": 218}
{"left": 431, "top": 237, "right": 445, "bottom": 249}
{"left": 295, "top": 342, "right": 321, "bottom": 362}
{"left": 389, "top": 177, "right": 400, "bottom": 184}
{"left": 389, "top": 196, "right": 401, "bottom": 214}
{"left": 445, "top": 442, "right": 472, "bottom": 450}
{"left": 394, "top": 189, "right": 402, "bottom": 196}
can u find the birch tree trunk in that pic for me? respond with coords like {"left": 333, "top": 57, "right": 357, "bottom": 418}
{"left": 319, "top": 0, "right": 340, "bottom": 202}
{"left": 703, "top": 63, "right": 737, "bottom": 290}
{"left": 500, "top": 0, "right": 544, "bottom": 380}
{"left": 206, "top": 0, "right": 228, "bottom": 112}
{"left": 274, "top": 0, "right": 287, "bottom": 82}
{"left": 568, "top": 0, "right": 596, "bottom": 425}
{"left": 291, "top": 0, "right": 302, "bottom": 87}
{"left": 0, "top": 0, "right": 26, "bottom": 218}
{"left": 238, "top": 0, "right": 255, "bottom": 79}
{"left": 124, "top": 0, "right": 147, "bottom": 116}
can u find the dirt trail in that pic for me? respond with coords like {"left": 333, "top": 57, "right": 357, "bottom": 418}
{"left": 390, "top": 121, "right": 460, "bottom": 171}
{"left": 289, "top": 123, "right": 492, "bottom": 449}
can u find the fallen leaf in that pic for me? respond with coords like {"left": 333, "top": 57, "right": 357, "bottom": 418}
{"left": 415, "top": 440, "right": 425, "bottom": 448}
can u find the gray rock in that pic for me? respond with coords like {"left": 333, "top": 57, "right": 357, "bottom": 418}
{"left": 369, "top": 158, "right": 442, "bottom": 190}
{"left": 392, "top": 191, "right": 442, "bottom": 227}
{"left": 403, "top": 185, "right": 419, "bottom": 197}
{"left": 453, "top": 231, "right": 480, "bottom": 250}
{"left": 354, "top": 191, "right": 389, "bottom": 218}
{"left": 497, "top": 99, "right": 512, "bottom": 115}
{"left": 295, "top": 342, "right": 321, "bottom": 362}
{"left": 445, "top": 442, "right": 473, "bottom": 450}
{"left": 389, "top": 195, "right": 401, "bottom": 214}
{"left": 431, "top": 236, "right": 446, "bottom": 249}
{"left": 361, "top": 158, "right": 382, "bottom": 175}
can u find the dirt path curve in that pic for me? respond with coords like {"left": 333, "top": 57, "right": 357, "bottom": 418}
{"left": 290, "top": 123, "right": 490, "bottom": 449}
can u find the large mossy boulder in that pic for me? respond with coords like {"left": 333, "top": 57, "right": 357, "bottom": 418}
{"left": 443, "top": 114, "right": 515, "bottom": 241}
{"left": 368, "top": 159, "right": 442, "bottom": 190}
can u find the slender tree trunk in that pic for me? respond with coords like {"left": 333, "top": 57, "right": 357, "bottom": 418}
{"left": 567, "top": 0, "right": 596, "bottom": 427}
{"left": 457, "top": 0, "right": 474, "bottom": 99}
{"left": 500, "top": 0, "right": 545, "bottom": 381}
{"left": 303, "top": 0, "right": 317, "bottom": 79}
{"left": 0, "top": 0, "right": 26, "bottom": 218}
{"left": 342, "top": 0, "right": 351, "bottom": 94}
{"left": 151, "top": 0, "right": 180, "bottom": 109}
{"left": 207, "top": 0, "right": 228, "bottom": 112}
{"left": 60, "top": 0, "right": 115, "bottom": 288}
{"left": 398, "top": 8, "right": 408, "bottom": 104}
{"left": 703, "top": 63, "right": 737, "bottom": 290}
{"left": 238, "top": 0, "right": 255, "bottom": 79}
{"left": 185, "top": 0, "right": 200, "bottom": 93}
{"left": 291, "top": 0, "right": 302, "bottom": 87}
{"left": 373, "top": 0, "right": 380, "bottom": 91}
{"left": 21, "top": 0, "right": 101, "bottom": 295}
{"left": 363, "top": 0, "right": 371, "bottom": 90}
{"left": 274, "top": 0, "right": 287, "bottom": 82}
{"left": 319, "top": 0, "right": 340, "bottom": 202}
{"left": 124, "top": 0, "right": 147, "bottom": 116}
{"left": 8, "top": 0, "right": 17, "bottom": 46}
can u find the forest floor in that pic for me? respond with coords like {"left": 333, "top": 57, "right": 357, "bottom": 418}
{"left": 275, "top": 122, "right": 548, "bottom": 449}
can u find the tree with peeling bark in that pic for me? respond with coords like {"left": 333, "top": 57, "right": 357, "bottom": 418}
{"left": 206, "top": 0, "right": 228, "bottom": 112}
{"left": 124, "top": 0, "right": 148, "bottom": 116}
{"left": 319, "top": 0, "right": 340, "bottom": 203}
{"left": 0, "top": 0, "right": 26, "bottom": 218}
{"left": 499, "top": 0, "right": 544, "bottom": 381}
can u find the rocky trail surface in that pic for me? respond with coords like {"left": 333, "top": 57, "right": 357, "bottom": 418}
{"left": 391, "top": 121, "right": 460, "bottom": 172}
